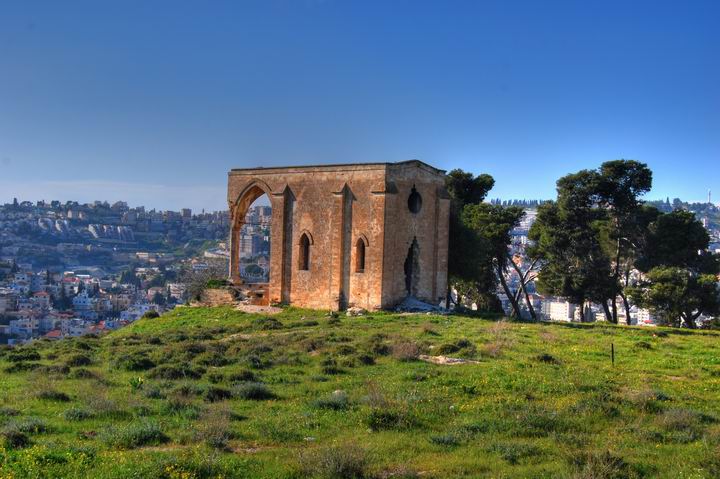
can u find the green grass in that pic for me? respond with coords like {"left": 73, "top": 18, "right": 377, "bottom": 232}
{"left": 1, "top": 306, "right": 720, "bottom": 478}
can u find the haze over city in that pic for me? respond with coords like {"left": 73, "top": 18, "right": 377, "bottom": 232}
{"left": 1, "top": 0, "right": 718, "bottom": 211}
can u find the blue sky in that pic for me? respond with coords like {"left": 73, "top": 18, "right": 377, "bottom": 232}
{"left": 0, "top": 0, "right": 718, "bottom": 211}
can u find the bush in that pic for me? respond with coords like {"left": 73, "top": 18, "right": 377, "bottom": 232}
{"left": 253, "top": 317, "right": 284, "bottom": 330}
{"left": 488, "top": 443, "right": 544, "bottom": 465}
{"left": 65, "top": 353, "right": 93, "bottom": 367}
{"left": 312, "top": 391, "right": 350, "bottom": 411}
{"left": 366, "top": 408, "right": 415, "bottom": 431}
{"left": 0, "top": 407, "right": 20, "bottom": 417}
{"left": 296, "top": 443, "right": 371, "bottom": 479}
{"left": 194, "top": 409, "right": 235, "bottom": 450}
{"left": 320, "top": 357, "right": 344, "bottom": 375}
{"left": 9, "top": 417, "right": 49, "bottom": 434}
{"left": 4, "top": 361, "right": 41, "bottom": 373}
{"left": 392, "top": 341, "right": 421, "bottom": 362}
{"left": 233, "top": 382, "right": 276, "bottom": 400}
{"left": 227, "top": 370, "right": 257, "bottom": 383}
{"left": 101, "top": 421, "right": 169, "bottom": 449}
{"left": 115, "top": 352, "right": 156, "bottom": 371}
{"left": 7, "top": 348, "right": 41, "bottom": 363}
{"left": 36, "top": 389, "right": 71, "bottom": 402}
{"left": 429, "top": 434, "right": 459, "bottom": 446}
{"left": 1, "top": 428, "right": 31, "bottom": 449}
{"left": 569, "top": 450, "right": 636, "bottom": 479}
{"left": 149, "top": 364, "right": 205, "bottom": 380}
{"left": 205, "top": 386, "right": 233, "bottom": 403}
{"left": 355, "top": 353, "right": 375, "bottom": 366}
{"left": 142, "top": 311, "right": 160, "bottom": 319}
{"left": 64, "top": 407, "right": 93, "bottom": 421}
{"left": 535, "top": 353, "right": 561, "bottom": 365}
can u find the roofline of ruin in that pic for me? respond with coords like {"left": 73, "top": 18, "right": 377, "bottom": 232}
{"left": 229, "top": 159, "right": 446, "bottom": 176}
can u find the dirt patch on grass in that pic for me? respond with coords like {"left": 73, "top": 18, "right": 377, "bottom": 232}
{"left": 418, "top": 355, "right": 480, "bottom": 365}
{"left": 235, "top": 304, "right": 283, "bottom": 315}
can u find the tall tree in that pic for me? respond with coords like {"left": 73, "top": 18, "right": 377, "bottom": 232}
{"left": 595, "top": 160, "right": 653, "bottom": 324}
{"left": 445, "top": 169, "right": 498, "bottom": 311}
{"left": 529, "top": 200, "right": 615, "bottom": 322}
{"left": 461, "top": 203, "right": 525, "bottom": 318}
{"left": 630, "top": 209, "right": 720, "bottom": 328}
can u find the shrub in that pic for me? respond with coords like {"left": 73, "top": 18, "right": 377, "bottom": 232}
{"left": 149, "top": 364, "right": 204, "bottom": 380}
{"left": 488, "top": 443, "right": 544, "bottom": 465}
{"left": 656, "top": 408, "right": 711, "bottom": 443}
{"left": 227, "top": 370, "right": 257, "bottom": 383}
{"left": 143, "top": 386, "right": 166, "bottom": 399}
{"left": 355, "top": 353, "right": 375, "bottom": 366}
{"left": 64, "top": 407, "right": 93, "bottom": 421}
{"left": 392, "top": 341, "right": 421, "bottom": 362}
{"left": 9, "top": 417, "right": 49, "bottom": 434}
{"left": 365, "top": 335, "right": 390, "bottom": 356}
{"left": 65, "top": 353, "right": 92, "bottom": 367}
{"left": 194, "top": 409, "right": 235, "bottom": 450}
{"left": 569, "top": 450, "right": 636, "bottom": 479}
{"left": 205, "top": 386, "right": 233, "bottom": 403}
{"left": 7, "top": 348, "right": 41, "bottom": 363}
{"left": 320, "top": 357, "right": 343, "bottom": 375}
{"left": 4, "top": 361, "right": 40, "bottom": 373}
{"left": 1, "top": 428, "right": 31, "bottom": 449}
{"left": 535, "top": 353, "right": 561, "bottom": 365}
{"left": 0, "top": 407, "right": 20, "bottom": 417}
{"left": 312, "top": 391, "right": 350, "bottom": 411}
{"left": 296, "top": 443, "right": 371, "bottom": 479}
{"left": 36, "top": 389, "right": 71, "bottom": 402}
{"left": 436, "top": 339, "right": 476, "bottom": 356}
{"left": 115, "top": 352, "right": 155, "bottom": 371}
{"left": 366, "top": 408, "right": 415, "bottom": 431}
{"left": 195, "top": 352, "right": 232, "bottom": 367}
{"left": 233, "top": 382, "right": 276, "bottom": 400}
{"left": 101, "top": 421, "right": 169, "bottom": 449}
{"left": 421, "top": 322, "right": 440, "bottom": 336}
{"left": 253, "top": 317, "right": 283, "bottom": 330}
{"left": 141, "top": 311, "right": 160, "bottom": 319}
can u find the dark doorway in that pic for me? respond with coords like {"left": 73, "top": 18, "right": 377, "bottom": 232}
{"left": 404, "top": 237, "right": 420, "bottom": 296}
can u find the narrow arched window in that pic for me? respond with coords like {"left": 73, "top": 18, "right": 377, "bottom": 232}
{"left": 299, "top": 234, "right": 310, "bottom": 271}
{"left": 355, "top": 239, "right": 366, "bottom": 273}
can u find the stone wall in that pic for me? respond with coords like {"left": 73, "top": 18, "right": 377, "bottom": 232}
{"left": 227, "top": 160, "right": 449, "bottom": 311}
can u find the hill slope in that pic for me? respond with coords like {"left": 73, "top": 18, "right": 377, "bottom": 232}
{"left": 1, "top": 307, "right": 720, "bottom": 478}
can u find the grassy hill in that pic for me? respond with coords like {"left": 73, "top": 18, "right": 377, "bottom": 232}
{"left": 1, "top": 307, "right": 720, "bottom": 478}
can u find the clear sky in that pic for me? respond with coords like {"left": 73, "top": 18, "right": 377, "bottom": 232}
{"left": 0, "top": 0, "right": 718, "bottom": 211}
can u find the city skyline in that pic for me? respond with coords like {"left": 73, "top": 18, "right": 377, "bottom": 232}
{"left": 1, "top": 0, "right": 719, "bottom": 211}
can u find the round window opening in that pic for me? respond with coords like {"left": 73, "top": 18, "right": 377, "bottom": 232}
{"left": 408, "top": 186, "right": 422, "bottom": 214}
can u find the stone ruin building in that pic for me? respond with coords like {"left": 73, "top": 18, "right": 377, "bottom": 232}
{"left": 227, "top": 160, "right": 450, "bottom": 310}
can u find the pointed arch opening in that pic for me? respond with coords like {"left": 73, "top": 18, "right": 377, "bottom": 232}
{"left": 298, "top": 232, "right": 311, "bottom": 271}
{"left": 355, "top": 235, "right": 368, "bottom": 273}
{"left": 231, "top": 181, "right": 272, "bottom": 288}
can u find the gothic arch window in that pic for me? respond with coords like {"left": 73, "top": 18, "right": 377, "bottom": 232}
{"left": 299, "top": 233, "right": 311, "bottom": 271}
{"left": 355, "top": 238, "right": 366, "bottom": 273}
{"left": 408, "top": 185, "right": 422, "bottom": 214}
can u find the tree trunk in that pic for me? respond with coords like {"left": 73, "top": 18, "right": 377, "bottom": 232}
{"left": 497, "top": 263, "right": 521, "bottom": 319}
{"left": 508, "top": 254, "right": 538, "bottom": 321}
{"left": 619, "top": 292, "right": 632, "bottom": 325}
{"left": 611, "top": 298, "right": 618, "bottom": 324}
{"left": 602, "top": 301, "right": 614, "bottom": 323}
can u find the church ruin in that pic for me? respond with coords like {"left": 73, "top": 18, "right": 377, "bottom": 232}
{"left": 227, "top": 160, "right": 450, "bottom": 310}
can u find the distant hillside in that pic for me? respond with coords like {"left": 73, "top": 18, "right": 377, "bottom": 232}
{"left": 1, "top": 307, "right": 720, "bottom": 478}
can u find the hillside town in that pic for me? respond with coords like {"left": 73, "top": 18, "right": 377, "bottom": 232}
{"left": 0, "top": 200, "right": 272, "bottom": 346}
{"left": 1, "top": 193, "right": 718, "bottom": 345}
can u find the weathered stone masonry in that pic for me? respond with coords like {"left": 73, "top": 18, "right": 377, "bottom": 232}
{"left": 227, "top": 160, "right": 450, "bottom": 311}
